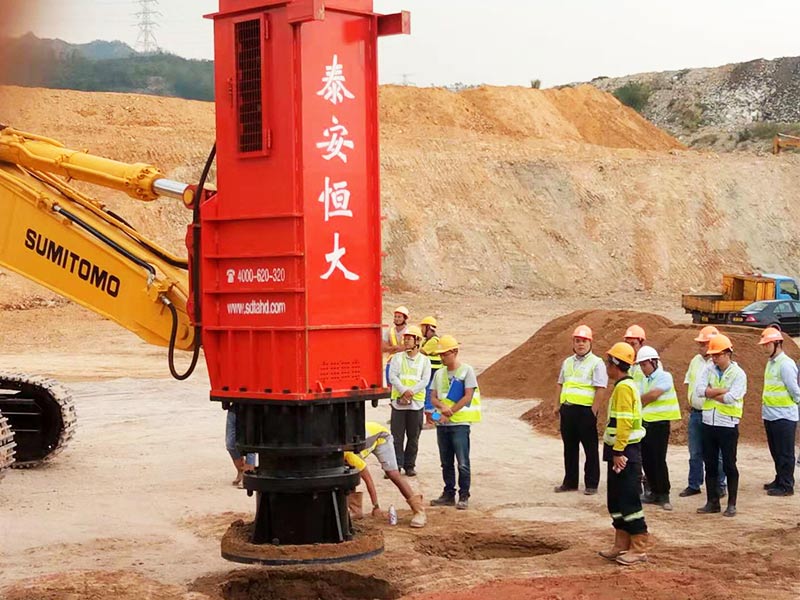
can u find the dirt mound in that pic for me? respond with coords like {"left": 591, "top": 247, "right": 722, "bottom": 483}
{"left": 380, "top": 84, "right": 683, "bottom": 151}
{"left": 479, "top": 310, "right": 800, "bottom": 444}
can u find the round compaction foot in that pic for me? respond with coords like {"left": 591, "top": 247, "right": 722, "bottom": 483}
{"left": 220, "top": 519, "right": 384, "bottom": 566}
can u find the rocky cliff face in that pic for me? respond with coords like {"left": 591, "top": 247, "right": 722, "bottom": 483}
{"left": 590, "top": 57, "right": 800, "bottom": 151}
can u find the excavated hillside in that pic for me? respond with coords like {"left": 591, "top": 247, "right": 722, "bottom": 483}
{"left": 2, "top": 83, "right": 800, "bottom": 304}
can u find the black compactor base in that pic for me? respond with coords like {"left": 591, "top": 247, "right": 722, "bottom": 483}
{"left": 219, "top": 395, "right": 384, "bottom": 564}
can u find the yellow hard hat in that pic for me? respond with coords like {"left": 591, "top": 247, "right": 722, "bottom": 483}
{"left": 420, "top": 316, "right": 438, "bottom": 327}
{"left": 607, "top": 342, "right": 636, "bottom": 366}
{"left": 404, "top": 325, "right": 424, "bottom": 340}
{"left": 707, "top": 334, "right": 733, "bottom": 355}
{"left": 759, "top": 327, "right": 783, "bottom": 345}
{"left": 394, "top": 306, "right": 410, "bottom": 318}
{"left": 436, "top": 334, "right": 460, "bottom": 354}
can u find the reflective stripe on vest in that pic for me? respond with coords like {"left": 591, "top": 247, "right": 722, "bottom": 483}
{"left": 437, "top": 365, "right": 482, "bottom": 423}
{"left": 427, "top": 336, "right": 443, "bottom": 371}
{"left": 641, "top": 370, "right": 681, "bottom": 422}
{"left": 390, "top": 354, "right": 427, "bottom": 402}
{"left": 702, "top": 363, "right": 745, "bottom": 418}
{"left": 604, "top": 378, "right": 646, "bottom": 446}
{"left": 559, "top": 353, "right": 601, "bottom": 406}
{"left": 763, "top": 353, "right": 795, "bottom": 408}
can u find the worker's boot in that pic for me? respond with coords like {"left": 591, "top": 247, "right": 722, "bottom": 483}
{"left": 347, "top": 491, "right": 364, "bottom": 520}
{"left": 407, "top": 494, "right": 427, "bottom": 528}
{"left": 598, "top": 528, "right": 630, "bottom": 561}
{"left": 616, "top": 533, "right": 648, "bottom": 566}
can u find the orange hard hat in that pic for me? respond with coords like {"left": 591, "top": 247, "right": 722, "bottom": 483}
{"left": 759, "top": 327, "right": 784, "bottom": 345}
{"left": 624, "top": 325, "right": 646, "bottom": 340}
{"left": 572, "top": 325, "right": 593, "bottom": 340}
{"left": 394, "top": 306, "right": 410, "bottom": 318}
{"left": 607, "top": 342, "right": 636, "bottom": 366}
{"left": 706, "top": 334, "right": 733, "bottom": 355}
{"left": 694, "top": 326, "right": 719, "bottom": 343}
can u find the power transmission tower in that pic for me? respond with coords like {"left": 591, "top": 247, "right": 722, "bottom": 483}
{"left": 134, "top": 0, "right": 161, "bottom": 54}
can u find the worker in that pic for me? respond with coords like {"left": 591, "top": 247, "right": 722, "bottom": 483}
{"left": 383, "top": 306, "right": 410, "bottom": 385}
{"left": 420, "top": 316, "right": 443, "bottom": 426}
{"left": 554, "top": 325, "right": 607, "bottom": 495}
{"left": 430, "top": 334, "right": 481, "bottom": 510}
{"left": 225, "top": 405, "right": 255, "bottom": 489}
{"left": 636, "top": 346, "right": 681, "bottom": 511}
{"left": 388, "top": 325, "right": 431, "bottom": 477}
{"left": 680, "top": 326, "right": 727, "bottom": 498}
{"left": 598, "top": 342, "right": 649, "bottom": 566}
{"left": 694, "top": 334, "right": 746, "bottom": 517}
{"left": 344, "top": 421, "right": 426, "bottom": 528}
{"left": 624, "top": 325, "right": 647, "bottom": 385}
{"left": 758, "top": 327, "right": 800, "bottom": 496}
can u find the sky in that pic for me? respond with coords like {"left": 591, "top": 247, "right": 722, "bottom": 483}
{"left": 4, "top": 0, "right": 800, "bottom": 87}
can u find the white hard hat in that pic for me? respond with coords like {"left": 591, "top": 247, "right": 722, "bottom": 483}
{"left": 636, "top": 345, "right": 660, "bottom": 363}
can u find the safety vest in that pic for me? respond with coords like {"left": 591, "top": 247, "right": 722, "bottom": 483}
{"left": 702, "top": 363, "right": 745, "bottom": 419}
{"left": 603, "top": 378, "right": 646, "bottom": 447}
{"left": 436, "top": 364, "right": 482, "bottom": 423}
{"left": 685, "top": 354, "right": 708, "bottom": 409}
{"left": 630, "top": 364, "right": 644, "bottom": 386}
{"left": 641, "top": 368, "right": 681, "bottom": 422}
{"left": 559, "top": 353, "right": 602, "bottom": 406}
{"left": 390, "top": 353, "right": 428, "bottom": 403}
{"left": 762, "top": 353, "right": 795, "bottom": 409}
{"left": 423, "top": 335, "right": 443, "bottom": 371}
{"left": 385, "top": 326, "right": 407, "bottom": 365}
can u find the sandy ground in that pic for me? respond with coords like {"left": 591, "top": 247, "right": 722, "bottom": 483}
{"left": 3, "top": 294, "right": 800, "bottom": 599}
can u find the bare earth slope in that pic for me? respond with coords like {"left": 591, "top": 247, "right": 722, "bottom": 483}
{"left": 2, "top": 84, "right": 800, "bottom": 305}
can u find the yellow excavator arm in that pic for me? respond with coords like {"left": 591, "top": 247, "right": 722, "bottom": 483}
{"left": 0, "top": 125, "right": 195, "bottom": 351}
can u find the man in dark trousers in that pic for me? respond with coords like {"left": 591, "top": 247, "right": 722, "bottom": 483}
{"left": 598, "top": 342, "right": 649, "bottom": 565}
{"left": 554, "top": 325, "right": 608, "bottom": 495}
{"left": 758, "top": 327, "right": 800, "bottom": 496}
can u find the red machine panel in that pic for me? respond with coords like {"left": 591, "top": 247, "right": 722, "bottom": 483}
{"left": 203, "top": 1, "right": 408, "bottom": 401}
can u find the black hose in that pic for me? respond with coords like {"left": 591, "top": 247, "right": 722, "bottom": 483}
{"left": 165, "top": 299, "right": 200, "bottom": 380}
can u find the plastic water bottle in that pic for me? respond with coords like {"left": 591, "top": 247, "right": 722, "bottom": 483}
{"left": 388, "top": 504, "right": 397, "bottom": 525}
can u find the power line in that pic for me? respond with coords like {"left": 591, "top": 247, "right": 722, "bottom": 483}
{"left": 134, "top": 0, "right": 160, "bottom": 54}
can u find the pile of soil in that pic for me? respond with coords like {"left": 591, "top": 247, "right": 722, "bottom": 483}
{"left": 478, "top": 310, "right": 800, "bottom": 444}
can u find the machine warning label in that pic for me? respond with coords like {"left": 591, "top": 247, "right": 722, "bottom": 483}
{"left": 24, "top": 228, "right": 121, "bottom": 298}
{"left": 226, "top": 300, "right": 287, "bottom": 315}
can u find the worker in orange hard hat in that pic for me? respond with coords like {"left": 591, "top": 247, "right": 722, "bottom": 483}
{"left": 623, "top": 325, "right": 647, "bottom": 385}
{"left": 599, "top": 342, "right": 648, "bottom": 566}
{"left": 680, "top": 325, "right": 726, "bottom": 498}
{"left": 758, "top": 328, "right": 800, "bottom": 497}
{"left": 419, "top": 316, "right": 443, "bottom": 426}
{"left": 554, "top": 324, "right": 608, "bottom": 495}
{"left": 694, "top": 334, "right": 746, "bottom": 517}
{"left": 383, "top": 306, "right": 410, "bottom": 386}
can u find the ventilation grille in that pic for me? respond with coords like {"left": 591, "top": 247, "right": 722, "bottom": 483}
{"left": 235, "top": 19, "right": 263, "bottom": 153}
{"left": 319, "top": 360, "right": 362, "bottom": 382}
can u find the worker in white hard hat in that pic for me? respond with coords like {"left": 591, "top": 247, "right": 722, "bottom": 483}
{"left": 383, "top": 306, "right": 410, "bottom": 386}
{"left": 555, "top": 324, "right": 608, "bottom": 496}
{"left": 758, "top": 327, "right": 800, "bottom": 497}
{"left": 636, "top": 346, "right": 681, "bottom": 511}
{"left": 680, "top": 326, "right": 726, "bottom": 498}
{"left": 388, "top": 325, "right": 431, "bottom": 477}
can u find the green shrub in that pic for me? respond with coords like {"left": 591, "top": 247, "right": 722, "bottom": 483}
{"left": 612, "top": 82, "right": 652, "bottom": 112}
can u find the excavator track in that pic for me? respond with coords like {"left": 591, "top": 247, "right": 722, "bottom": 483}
{"left": 0, "top": 411, "right": 15, "bottom": 479}
{"left": 0, "top": 373, "right": 76, "bottom": 468}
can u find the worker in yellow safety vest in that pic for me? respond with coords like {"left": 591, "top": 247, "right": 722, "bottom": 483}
{"left": 344, "top": 421, "right": 426, "bottom": 528}
{"left": 636, "top": 346, "right": 681, "bottom": 511}
{"left": 694, "top": 334, "right": 746, "bottom": 518}
{"left": 420, "top": 316, "right": 443, "bottom": 426}
{"left": 758, "top": 327, "right": 800, "bottom": 497}
{"left": 598, "top": 342, "right": 649, "bottom": 566}
{"left": 388, "top": 325, "right": 431, "bottom": 477}
{"left": 383, "top": 306, "right": 410, "bottom": 385}
{"left": 430, "top": 335, "right": 481, "bottom": 510}
{"left": 554, "top": 324, "right": 608, "bottom": 496}
{"left": 680, "top": 326, "right": 726, "bottom": 499}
